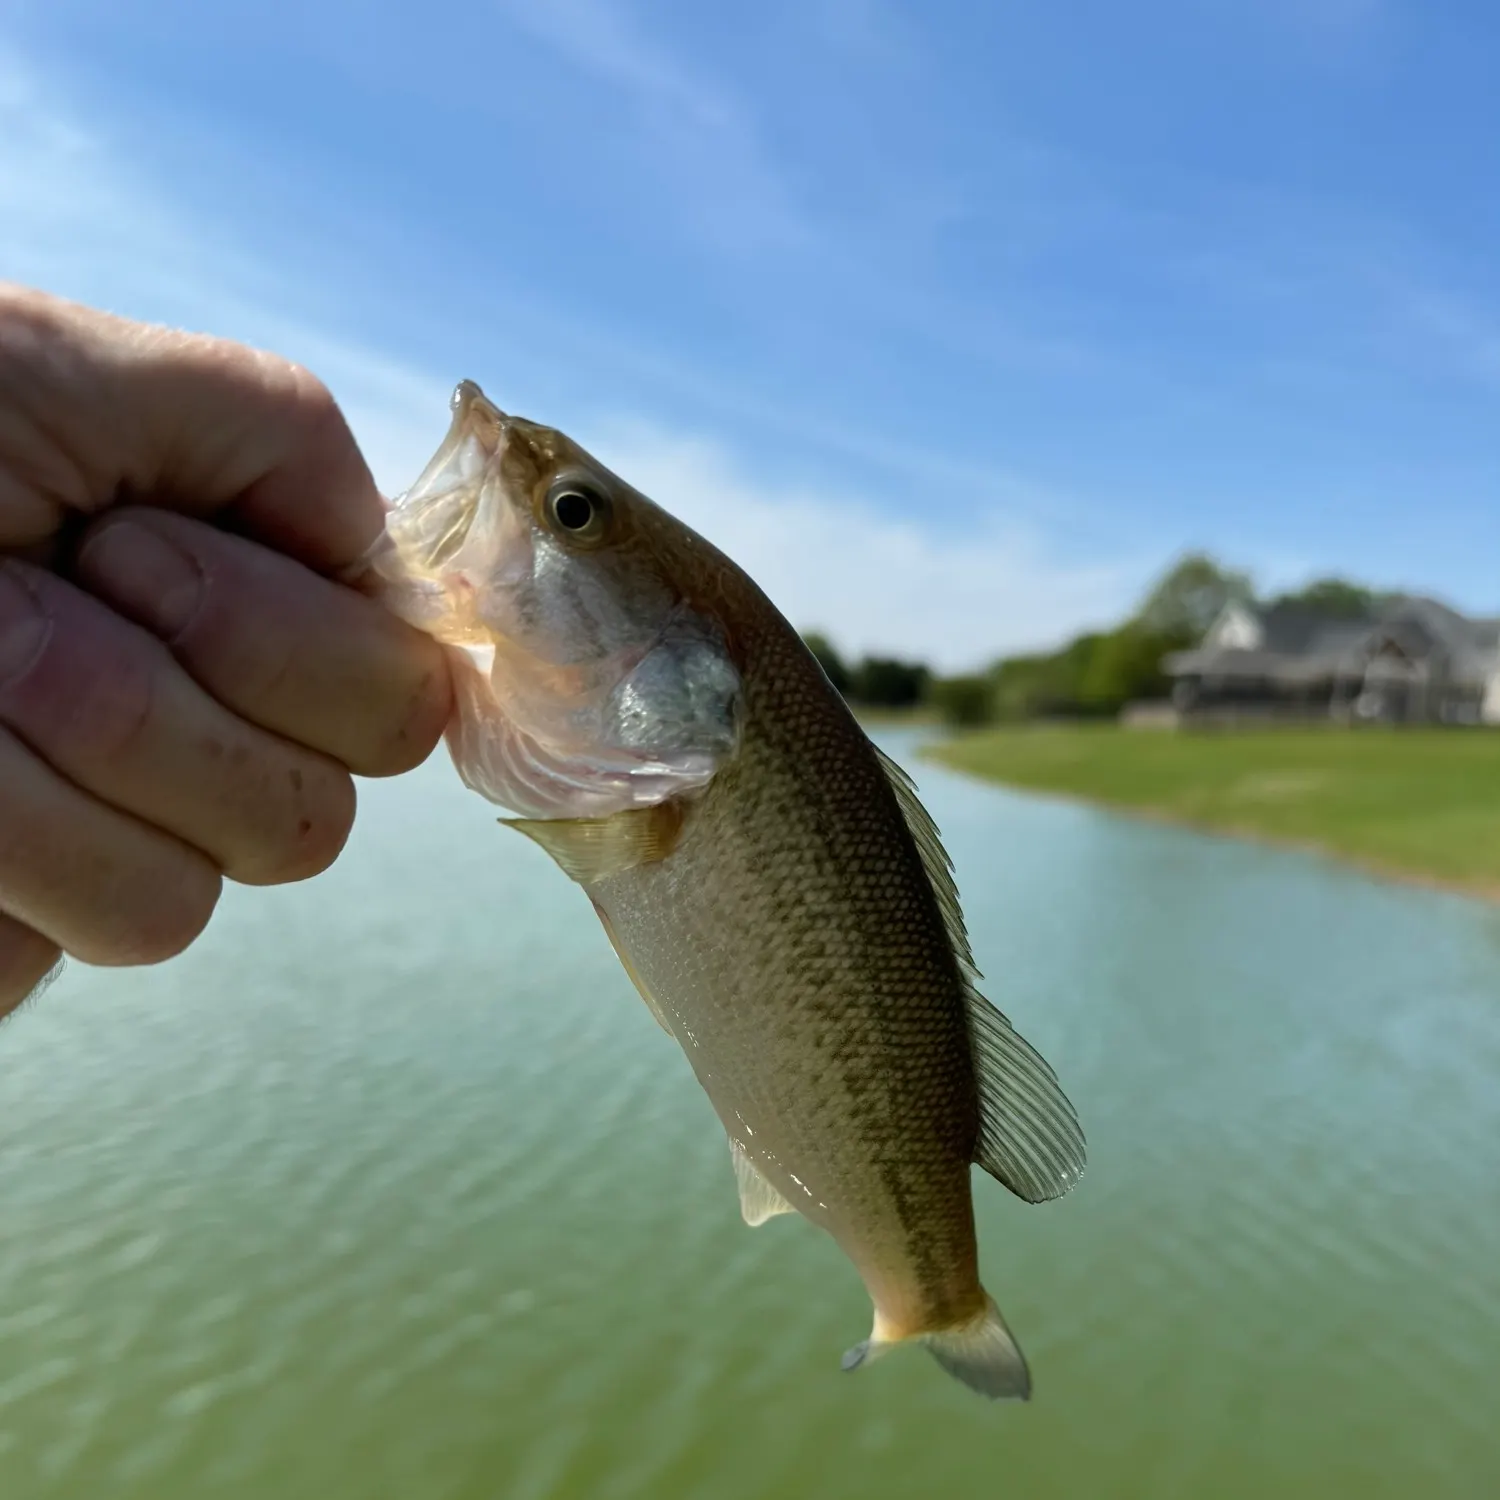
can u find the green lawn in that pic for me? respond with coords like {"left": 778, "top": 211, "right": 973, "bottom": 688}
{"left": 926, "top": 724, "right": 1500, "bottom": 896}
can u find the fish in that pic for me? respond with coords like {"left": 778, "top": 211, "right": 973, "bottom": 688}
{"left": 363, "top": 380, "right": 1086, "bottom": 1400}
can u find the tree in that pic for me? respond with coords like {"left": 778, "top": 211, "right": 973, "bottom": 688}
{"left": 1135, "top": 553, "right": 1254, "bottom": 638}
{"left": 848, "top": 657, "right": 930, "bottom": 707}
{"left": 929, "top": 675, "right": 994, "bottom": 727}
{"left": 801, "top": 631, "right": 851, "bottom": 694}
{"left": 1267, "top": 577, "right": 1384, "bottom": 620}
{"left": 990, "top": 633, "right": 1108, "bottom": 720}
{"left": 1078, "top": 623, "right": 1193, "bottom": 711}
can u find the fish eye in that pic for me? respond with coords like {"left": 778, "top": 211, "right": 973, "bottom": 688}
{"left": 543, "top": 479, "right": 612, "bottom": 544}
{"left": 553, "top": 491, "right": 594, "bottom": 530}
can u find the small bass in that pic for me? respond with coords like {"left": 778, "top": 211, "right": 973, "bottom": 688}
{"left": 367, "top": 381, "right": 1086, "bottom": 1399}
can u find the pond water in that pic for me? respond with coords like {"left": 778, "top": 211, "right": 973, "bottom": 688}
{"left": 3, "top": 730, "right": 1498, "bottom": 1498}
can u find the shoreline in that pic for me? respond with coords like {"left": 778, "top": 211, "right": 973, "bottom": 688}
{"left": 920, "top": 743, "right": 1500, "bottom": 909}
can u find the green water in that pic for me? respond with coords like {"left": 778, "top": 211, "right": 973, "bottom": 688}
{"left": 2, "top": 731, "right": 1498, "bottom": 1499}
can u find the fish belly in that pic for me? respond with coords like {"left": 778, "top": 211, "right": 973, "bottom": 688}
{"left": 589, "top": 829, "right": 986, "bottom": 1339}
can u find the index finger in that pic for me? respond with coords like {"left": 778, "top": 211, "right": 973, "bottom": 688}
{"left": 0, "top": 284, "right": 385, "bottom": 572}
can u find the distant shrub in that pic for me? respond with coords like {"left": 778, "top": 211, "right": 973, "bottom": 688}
{"left": 1078, "top": 624, "right": 1190, "bottom": 713}
{"left": 930, "top": 675, "right": 994, "bottom": 727}
{"left": 848, "top": 657, "right": 931, "bottom": 708}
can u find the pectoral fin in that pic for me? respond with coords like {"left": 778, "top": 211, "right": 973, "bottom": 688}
{"left": 501, "top": 802, "right": 684, "bottom": 884}
{"left": 730, "top": 1139, "right": 797, "bottom": 1227}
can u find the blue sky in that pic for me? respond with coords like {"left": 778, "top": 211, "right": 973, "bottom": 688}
{"left": 3, "top": 0, "right": 1499, "bottom": 670}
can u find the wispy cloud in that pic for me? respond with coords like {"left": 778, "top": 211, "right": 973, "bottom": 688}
{"left": 588, "top": 420, "right": 1149, "bottom": 670}
{"left": 0, "top": 45, "right": 452, "bottom": 486}
{"left": 1285, "top": 0, "right": 1386, "bottom": 36}
{"left": 1211, "top": 0, "right": 1388, "bottom": 46}
{"left": 1372, "top": 278, "right": 1500, "bottom": 389}
{"left": 494, "top": 0, "right": 812, "bottom": 253}
{"left": 808, "top": 0, "right": 923, "bottom": 66}
{"left": 0, "top": 39, "right": 1142, "bottom": 669}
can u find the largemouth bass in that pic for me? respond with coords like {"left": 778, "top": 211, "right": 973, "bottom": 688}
{"left": 366, "top": 381, "right": 1086, "bottom": 1400}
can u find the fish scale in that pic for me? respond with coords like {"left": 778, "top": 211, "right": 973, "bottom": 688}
{"left": 575, "top": 598, "right": 996, "bottom": 1352}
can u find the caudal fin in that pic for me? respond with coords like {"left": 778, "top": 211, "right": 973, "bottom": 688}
{"left": 841, "top": 1294, "right": 1032, "bottom": 1401}
{"left": 925, "top": 1294, "right": 1031, "bottom": 1400}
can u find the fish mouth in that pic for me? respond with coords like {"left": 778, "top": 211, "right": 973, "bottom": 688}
{"left": 384, "top": 379, "right": 510, "bottom": 576}
{"left": 349, "top": 378, "right": 518, "bottom": 643}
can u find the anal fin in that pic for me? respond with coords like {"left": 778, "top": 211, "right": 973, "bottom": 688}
{"left": 730, "top": 1139, "right": 797, "bottom": 1227}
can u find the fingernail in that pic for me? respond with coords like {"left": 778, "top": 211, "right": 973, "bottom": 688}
{"left": 79, "top": 520, "right": 204, "bottom": 639}
{"left": 0, "top": 563, "right": 50, "bottom": 686}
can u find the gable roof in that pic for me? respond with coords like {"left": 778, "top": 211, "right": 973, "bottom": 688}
{"left": 1166, "top": 593, "right": 1500, "bottom": 685}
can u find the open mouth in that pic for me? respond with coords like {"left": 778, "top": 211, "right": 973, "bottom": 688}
{"left": 384, "top": 380, "right": 509, "bottom": 578}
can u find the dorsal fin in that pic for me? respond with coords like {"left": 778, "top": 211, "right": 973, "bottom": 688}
{"left": 874, "top": 746, "right": 1087, "bottom": 1203}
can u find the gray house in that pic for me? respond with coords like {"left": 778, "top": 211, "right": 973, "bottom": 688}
{"left": 1163, "top": 596, "right": 1500, "bottom": 725}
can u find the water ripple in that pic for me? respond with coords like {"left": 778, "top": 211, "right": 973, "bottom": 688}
{"left": 1, "top": 742, "right": 1498, "bottom": 1497}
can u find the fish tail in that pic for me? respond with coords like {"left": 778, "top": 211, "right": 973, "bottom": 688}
{"left": 922, "top": 1293, "right": 1032, "bottom": 1401}
{"left": 841, "top": 1292, "right": 1032, "bottom": 1402}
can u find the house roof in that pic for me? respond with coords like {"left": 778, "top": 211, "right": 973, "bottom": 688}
{"left": 1164, "top": 646, "right": 1355, "bottom": 682}
{"left": 1168, "top": 593, "right": 1500, "bottom": 685}
{"left": 1254, "top": 602, "right": 1375, "bottom": 654}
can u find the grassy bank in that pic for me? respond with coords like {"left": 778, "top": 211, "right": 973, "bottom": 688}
{"left": 926, "top": 723, "right": 1500, "bottom": 898}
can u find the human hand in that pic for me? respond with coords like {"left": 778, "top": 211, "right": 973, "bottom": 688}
{"left": 0, "top": 285, "right": 452, "bottom": 1019}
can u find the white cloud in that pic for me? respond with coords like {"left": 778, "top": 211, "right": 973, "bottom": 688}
{"left": 0, "top": 39, "right": 1144, "bottom": 672}
{"left": 585, "top": 420, "right": 1149, "bottom": 671}
{"left": 1379, "top": 281, "right": 1500, "bottom": 389}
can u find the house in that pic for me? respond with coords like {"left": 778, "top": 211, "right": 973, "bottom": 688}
{"left": 1162, "top": 596, "right": 1500, "bottom": 725}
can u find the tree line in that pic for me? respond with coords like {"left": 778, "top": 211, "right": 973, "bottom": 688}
{"left": 803, "top": 554, "right": 1393, "bottom": 729}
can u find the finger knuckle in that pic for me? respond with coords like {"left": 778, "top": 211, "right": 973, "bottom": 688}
{"left": 262, "top": 765, "right": 356, "bottom": 884}
{"left": 0, "top": 572, "right": 165, "bottom": 765}
{"left": 109, "top": 863, "right": 222, "bottom": 966}
{"left": 3, "top": 610, "right": 163, "bottom": 764}
{"left": 0, "top": 284, "right": 70, "bottom": 349}
{"left": 0, "top": 296, "right": 101, "bottom": 519}
{"left": 262, "top": 356, "right": 348, "bottom": 448}
{"left": 76, "top": 652, "right": 159, "bottom": 765}
{"left": 235, "top": 626, "right": 300, "bottom": 715}
{"left": 367, "top": 653, "right": 453, "bottom": 777}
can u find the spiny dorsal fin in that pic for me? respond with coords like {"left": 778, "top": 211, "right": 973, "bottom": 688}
{"left": 874, "top": 748, "right": 977, "bottom": 974}
{"left": 873, "top": 745, "right": 1087, "bottom": 1203}
{"left": 729, "top": 1138, "right": 798, "bottom": 1226}
{"left": 500, "top": 802, "right": 684, "bottom": 885}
